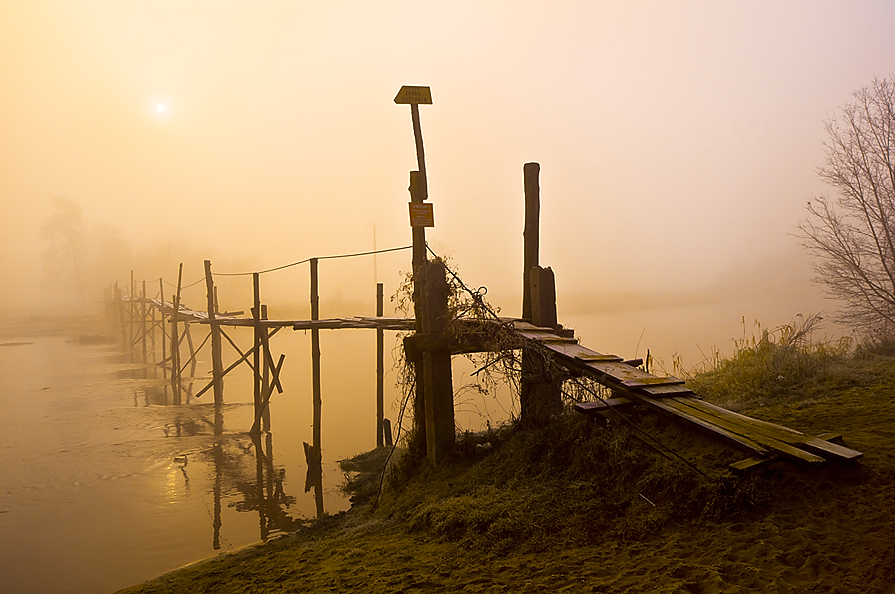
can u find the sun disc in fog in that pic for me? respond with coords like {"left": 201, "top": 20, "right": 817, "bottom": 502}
{"left": 156, "top": 103, "right": 166, "bottom": 113}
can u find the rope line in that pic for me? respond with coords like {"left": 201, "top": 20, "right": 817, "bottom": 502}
{"left": 213, "top": 245, "right": 413, "bottom": 277}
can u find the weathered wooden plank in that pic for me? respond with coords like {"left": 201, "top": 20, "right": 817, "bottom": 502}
{"left": 663, "top": 397, "right": 826, "bottom": 466}
{"left": 575, "top": 353, "right": 624, "bottom": 363}
{"left": 638, "top": 384, "right": 695, "bottom": 397}
{"left": 615, "top": 391, "right": 772, "bottom": 457}
{"left": 730, "top": 456, "right": 780, "bottom": 475}
{"left": 669, "top": 397, "right": 862, "bottom": 462}
{"left": 621, "top": 377, "right": 686, "bottom": 388}
{"left": 573, "top": 397, "right": 636, "bottom": 414}
{"left": 799, "top": 437, "right": 863, "bottom": 462}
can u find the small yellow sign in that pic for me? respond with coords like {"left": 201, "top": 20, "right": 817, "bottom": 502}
{"left": 409, "top": 202, "right": 434, "bottom": 227}
{"left": 394, "top": 86, "right": 433, "bottom": 105}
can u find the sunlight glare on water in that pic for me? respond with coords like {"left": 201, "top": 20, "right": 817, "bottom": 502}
{"left": 0, "top": 333, "right": 372, "bottom": 594}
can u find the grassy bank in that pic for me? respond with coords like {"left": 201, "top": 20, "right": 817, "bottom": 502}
{"left": 115, "top": 326, "right": 895, "bottom": 593}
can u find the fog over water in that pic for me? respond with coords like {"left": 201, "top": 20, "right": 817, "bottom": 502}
{"left": 4, "top": 3, "right": 895, "bottom": 364}
{"left": 1, "top": 3, "right": 895, "bottom": 589}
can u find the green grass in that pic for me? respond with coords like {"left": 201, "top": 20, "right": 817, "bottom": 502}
{"left": 681, "top": 313, "right": 894, "bottom": 411}
{"left": 340, "top": 314, "right": 895, "bottom": 556}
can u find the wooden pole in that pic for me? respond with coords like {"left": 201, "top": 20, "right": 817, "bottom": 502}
{"left": 140, "top": 280, "right": 147, "bottom": 361}
{"left": 171, "top": 264, "right": 183, "bottom": 403}
{"left": 129, "top": 270, "right": 135, "bottom": 351}
{"left": 253, "top": 273, "right": 262, "bottom": 423}
{"left": 310, "top": 257, "right": 324, "bottom": 517}
{"left": 310, "top": 258, "right": 322, "bottom": 458}
{"left": 159, "top": 278, "right": 167, "bottom": 380}
{"left": 410, "top": 104, "right": 428, "bottom": 195}
{"left": 519, "top": 163, "right": 563, "bottom": 424}
{"left": 261, "top": 303, "right": 271, "bottom": 432}
{"left": 522, "top": 162, "right": 540, "bottom": 321}
{"left": 409, "top": 171, "right": 428, "bottom": 455}
{"left": 376, "top": 282, "right": 385, "bottom": 448}
{"left": 149, "top": 282, "right": 156, "bottom": 355}
{"left": 204, "top": 260, "right": 224, "bottom": 405}
{"left": 184, "top": 322, "right": 196, "bottom": 377}
{"left": 421, "top": 260, "right": 454, "bottom": 462}
{"left": 115, "top": 283, "right": 126, "bottom": 350}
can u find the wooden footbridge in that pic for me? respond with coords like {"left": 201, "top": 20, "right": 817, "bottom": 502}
{"left": 105, "top": 87, "right": 861, "bottom": 489}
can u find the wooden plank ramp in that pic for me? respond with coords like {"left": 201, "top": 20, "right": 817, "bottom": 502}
{"left": 513, "top": 321, "right": 863, "bottom": 470}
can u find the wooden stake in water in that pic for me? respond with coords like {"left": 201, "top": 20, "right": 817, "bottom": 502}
{"left": 204, "top": 260, "right": 224, "bottom": 405}
{"left": 310, "top": 257, "right": 323, "bottom": 517}
{"left": 376, "top": 282, "right": 385, "bottom": 448}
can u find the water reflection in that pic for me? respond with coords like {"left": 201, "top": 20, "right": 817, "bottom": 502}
{"left": 132, "top": 377, "right": 298, "bottom": 547}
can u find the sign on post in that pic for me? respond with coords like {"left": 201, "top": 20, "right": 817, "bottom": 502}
{"left": 409, "top": 202, "right": 435, "bottom": 227}
{"left": 394, "top": 86, "right": 433, "bottom": 105}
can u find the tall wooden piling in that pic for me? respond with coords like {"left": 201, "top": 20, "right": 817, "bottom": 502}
{"left": 409, "top": 171, "right": 428, "bottom": 455}
{"left": 204, "top": 260, "right": 224, "bottom": 405}
{"left": 253, "top": 273, "right": 262, "bottom": 421}
{"left": 261, "top": 304, "right": 271, "bottom": 433}
{"left": 376, "top": 282, "right": 385, "bottom": 447}
{"left": 171, "top": 264, "right": 183, "bottom": 402}
{"left": 309, "top": 257, "right": 324, "bottom": 517}
{"left": 159, "top": 278, "right": 167, "bottom": 379}
{"left": 520, "top": 163, "right": 563, "bottom": 424}
{"left": 140, "top": 280, "right": 148, "bottom": 360}
{"left": 421, "top": 260, "right": 454, "bottom": 462}
{"left": 522, "top": 162, "right": 540, "bottom": 322}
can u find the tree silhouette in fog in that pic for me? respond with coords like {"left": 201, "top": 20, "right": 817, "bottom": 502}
{"left": 40, "top": 196, "right": 87, "bottom": 306}
{"left": 799, "top": 76, "right": 895, "bottom": 337}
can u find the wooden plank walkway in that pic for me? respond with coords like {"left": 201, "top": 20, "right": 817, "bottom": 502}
{"left": 512, "top": 321, "right": 863, "bottom": 470}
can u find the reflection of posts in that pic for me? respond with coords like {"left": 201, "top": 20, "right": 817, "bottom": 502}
{"left": 212, "top": 441, "right": 223, "bottom": 550}
{"left": 252, "top": 434, "right": 267, "bottom": 540}
{"left": 211, "top": 404, "right": 224, "bottom": 549}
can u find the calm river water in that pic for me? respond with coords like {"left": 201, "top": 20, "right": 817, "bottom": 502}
{"left": 0, "top": 327, "right": 403, "bottom": 594}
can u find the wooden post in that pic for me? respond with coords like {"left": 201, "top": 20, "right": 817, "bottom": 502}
{"left": 309, "top": 257, "right": 324, "bottom": 517}
{"left": 261, "top": 304, "right": 271, "bottom": 433}
{"left": 140, "top": 280, "right": 147, "bottom": 361}
{"left": 128, "top": 270, "right": 135, "bottom": 351}
{"left": 159, "top": 278, "right": 167, "bottom": 380}
{"left": 522, "top": 162, "right": 540, "bottom": 321}
{"left": 409, "top": 171, "right": 428, "bottom": 456}
{"left": 376, "top": 282, "right": 385, "bottom": 448}
{"left": 115, "top": 283, "right": 126, "bottom": 350}
{"left": 519, "top": 163, "right": 563, "bottom": 424}
{"left": 171, "top": 264, "right": 183, "bottom": 403}
{"left": 184, "top": 322, "right": 196, "bottom": 377}
{"left": 204, "top": 260, "right": 224, "bottom": 405}
{"left": 149, "top": 282, "right": 156, "bottom": 355}
{"left": 530, "top": 266, "right": 558, "bottom": 330}
{"left": 421, "top": 259, "right": 454, "bottom": 462}
{"left": 253, "top": 273, "right": 262, "bottom": 423}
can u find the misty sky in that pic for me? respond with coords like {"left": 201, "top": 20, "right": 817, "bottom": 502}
{"left": 2, "top": 1, "right": 894, "bottom": 366}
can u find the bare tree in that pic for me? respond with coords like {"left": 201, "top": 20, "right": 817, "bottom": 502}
{"left": 40, "top": 196, "right": 88, "bottom": 306}
{"left": 799, "top": 76, "right": 895, "bottom": 337}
